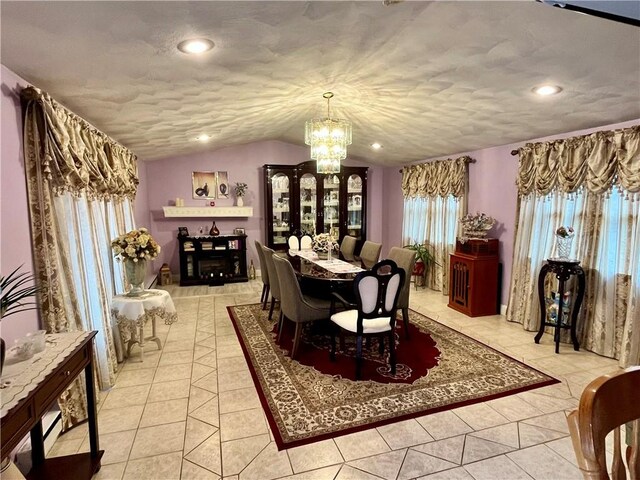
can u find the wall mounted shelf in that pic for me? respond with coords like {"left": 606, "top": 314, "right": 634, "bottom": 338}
{"left": 163, "top": 206, "right": 253, "bottom": 218}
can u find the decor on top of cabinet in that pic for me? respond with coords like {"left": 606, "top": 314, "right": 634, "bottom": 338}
{"left": 554, "top": 226, "right": 575, "bottom": 260}
{"left": 235, "top": 182, "right": 248, "bottom": 207}
{"left": 459, "top": 212, "right": 496, "bottom": 242}
{"left": 209, "top": 222, "right": 220, "bottom": 236}
{"left": 111, "top": 228, "right": 161, "bottom": 296}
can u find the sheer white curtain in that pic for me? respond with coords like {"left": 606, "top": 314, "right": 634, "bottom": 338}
{"left": 53, "top": 194, "right": 135, "bottom": 388}
{"left": 507, "top": 188, "right": 640, "bottom": 366}
{"left": 402, "top": 195, "right": 462, "bottom": 294}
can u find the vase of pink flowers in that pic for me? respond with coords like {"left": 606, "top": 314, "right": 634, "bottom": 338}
{"left": 555, "top": 226, "right": 574, "bottom": 259}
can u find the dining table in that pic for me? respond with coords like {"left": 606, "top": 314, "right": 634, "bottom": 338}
{"left": 284, "top": 249, "right": 365, "bottom": 300}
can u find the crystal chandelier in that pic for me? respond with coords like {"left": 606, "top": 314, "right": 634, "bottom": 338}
{"left": 305, "top": 92, "right": 352, "bottom": 174}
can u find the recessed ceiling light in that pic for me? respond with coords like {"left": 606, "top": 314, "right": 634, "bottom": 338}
{"left": 196, "top": 134, "right": 211, "bottom": 143}
{"left": 532, "top": 84, "right": 563, "bottom": 96}
{"left": 177, "top": 38, "right": 214, "bottom": 55}
{"left": 371, "top": 143, "right": 383, "bottom": 150}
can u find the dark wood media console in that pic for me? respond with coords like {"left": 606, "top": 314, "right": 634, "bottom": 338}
{"left": 178, "top": 235, "right": 248, "bottom": 286}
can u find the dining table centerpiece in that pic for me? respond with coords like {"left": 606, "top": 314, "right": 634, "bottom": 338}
{"left": 311, "top": 233, "right": 338, "bottom": 260}
{"left": 111, "top": 227, "right": 161, "bottom": 296}
{"left": 459, "top": 212, "right": 496, "bottom": 241}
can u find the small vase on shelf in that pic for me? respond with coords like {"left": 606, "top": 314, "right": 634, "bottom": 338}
{"left": 236, "top": 197, "right": 244, "bottom": 207}
{"left": 125, "top": 259, "right": 146, "bottom": 296}
{"left": 209, "top": 222, "right": 220, "bottom": 236}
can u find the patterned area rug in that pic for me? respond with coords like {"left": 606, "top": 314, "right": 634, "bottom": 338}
{"left": 228, "top": 303, "right": 558, "bottom": 450}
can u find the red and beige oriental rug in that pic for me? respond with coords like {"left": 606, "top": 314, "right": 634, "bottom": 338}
{"left": 227, "top": 303, "right": 558, "bottom": 450}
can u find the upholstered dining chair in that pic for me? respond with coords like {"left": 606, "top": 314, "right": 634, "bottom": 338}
{"left": 357, "top": 241, "right": 382, "bottom": 269}
{"left": 329, "top": 259, "right": 405, "bottom": 380}
{"left": 260, "top": 245, "right": 281, "bottom": 322}
{"left": 254, "top": 240, "right": 270, "bottom": 310}
{"left": 300, "top": 234, "right": 313, "bottom": 250}
{"left": 287, "top": 235, "right": 300, "bottom": 250}
{"left": 340, "top": 235, "right": 357, "bottom": 262}
{"left": 272, "top": 255, "right": 332, "bottom": 359}
{"left": 387, "top": 247, "right": 417, "bottom": 339}
{"left": 567, "top": 366, "right": 640, "bottom": 480}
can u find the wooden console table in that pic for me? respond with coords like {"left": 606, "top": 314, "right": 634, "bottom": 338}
{"left": 535, "top": 259, "right": 585, "bottom": 354}
{"left": 1, "top": 331, "right": 103, "bottom": 479}
{"left": 178, "top": 234, "right": 248, "bottom": 286}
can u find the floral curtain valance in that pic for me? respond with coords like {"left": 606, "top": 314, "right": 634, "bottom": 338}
{"left": 401, "top": 156, "right": 471, "bottom": 198}
{"left": 21, "top": 86, "right": 138, "bottom": 199}
{"left": 515, "top": 125, "right": 640, "bottom": 196}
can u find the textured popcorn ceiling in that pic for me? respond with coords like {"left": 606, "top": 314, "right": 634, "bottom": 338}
{"left": 1, "top": 1, "right": 639, "bottom": 165}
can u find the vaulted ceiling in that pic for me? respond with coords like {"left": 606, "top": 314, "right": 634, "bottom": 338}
{"left": 1, "top": 1, "right": 639, "bottom": 165}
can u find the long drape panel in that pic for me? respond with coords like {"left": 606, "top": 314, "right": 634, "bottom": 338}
{"left": 22, "top": 86, "right": 138, "bottom": 430}
{"left": 508, "top": 124, "right": 640, "bottom": 367}
{"left": 402, "top": 196, "right": 461, "bottom": 294}
{"left": 401, "top": 157, "right": 469, "bottom": 295}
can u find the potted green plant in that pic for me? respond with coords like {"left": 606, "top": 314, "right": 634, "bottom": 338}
{"left": 403, "top": 242, "right": 439, "bottom": 287}
{"left": 1, "top": 265, "right": 40, "bottom": 374}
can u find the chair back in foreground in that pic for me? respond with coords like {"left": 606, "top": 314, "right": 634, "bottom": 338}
{"left": 387, "top": 247, "right": 417, "bottom": 339}
{"left": 329, "top": 259, "right": 405, "bottom": 379}
{"left": 272, "top": 255, "right": 332, "bottom": 359}
{"left": 567, "top": 366, "right": 640, "bottom": 480}
{"left": 254, "top": 240, "right": 270, "bottom": 309}
{"left": 340, "top": 235, "right": 357, "bottom": 262}
{"left": 260, "top": 245, "right": 281, "bottom": 322}
{"left": 358, "top": 241, "right": 382, "bottom": 269}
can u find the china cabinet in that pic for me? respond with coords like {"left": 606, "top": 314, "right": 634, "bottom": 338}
{"left": 263, "top": 161, "right": 368, "bottom": 251}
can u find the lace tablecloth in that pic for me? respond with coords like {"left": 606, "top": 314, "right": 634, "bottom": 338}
{"left": 110, "top": 289, "right": 177, "bottom": 361}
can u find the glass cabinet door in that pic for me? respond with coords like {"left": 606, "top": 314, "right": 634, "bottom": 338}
{"left": 299, "top": 173, "right": 317, "bottom": 236}
{"left": 347, "top": 174, "right": 363, "bottom": 240}
{"left": 323, "top": 174, "right": 340, "bottom": 238}
{"left": 271, "top": 173, "right": 291, "bottom": 247}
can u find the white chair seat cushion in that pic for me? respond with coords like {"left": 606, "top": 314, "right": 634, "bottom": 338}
{"left": 330, "top": 309, "right": 392, "bottom": 334}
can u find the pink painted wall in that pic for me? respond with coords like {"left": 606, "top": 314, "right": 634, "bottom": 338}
{"left": 1, "top": 65, "right": 40, "bottom": 342}
{"left": 143, "top": 141, "right": 383, "bottom": 273}
{"left": 382, "top": 118, "right": 640, "bottom": 308}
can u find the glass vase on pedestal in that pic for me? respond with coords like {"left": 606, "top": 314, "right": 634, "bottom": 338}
{"left": 125, "top": 259, "right": 146, "bottom": 296}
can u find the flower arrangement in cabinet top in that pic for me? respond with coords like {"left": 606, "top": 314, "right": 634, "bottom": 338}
{"left": 459, "top": 212, "right": 496, "bottom": 241}
{"left": 111, "top": 228, "right": 161, "bottom": 263}
{"left": 311, "top": 233, "right": 339, "bottom": 258}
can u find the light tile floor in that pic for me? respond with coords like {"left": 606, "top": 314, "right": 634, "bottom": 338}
{"left": 48, "top": 280, "right": 623, "bottom": 480}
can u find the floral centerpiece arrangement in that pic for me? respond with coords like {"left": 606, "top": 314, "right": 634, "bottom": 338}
{"left": 111, "top": 228, "right": 160, "bottom": 296}
{"left": 311, "top": 233, "right": 338, "bottom": 259}
{"left": 111, "top": 228, "right": 160, "bottom": 262}
{"left": 555, "top": 226, "right": 575, "bottom": 259}
{"left": 460, "top": 212, "right": 496, "bottom": 241}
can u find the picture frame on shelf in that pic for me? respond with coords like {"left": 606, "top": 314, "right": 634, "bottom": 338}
{"left": 192, "top": 171, "right": 217, "bottom": 199}
{"left": 329, "top": 190, "right": 339, "bottom": 203}
{"left": 234, "top": 227, "right": 246, "bottom": 235}
{"left": 178, "top": 226, "right": 190, "bottom": 237}
{"left": 216, "top": 171, "right": 229, "bottom": 199}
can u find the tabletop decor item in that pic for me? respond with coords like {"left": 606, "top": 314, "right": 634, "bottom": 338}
{"left": 555, "top": 226, "right": 575, "bottom": 259}
{"left": 209, "top": 221, "right": 220, "bottom": 236}
{"left": 311, "top": 233, "right": 338, "bottom": 260}
{"left": 459, "top": 212, "right": 496, "bottom": 241}
{"left": 235, "top": 182, "right": 248, "bottom": 207}
{"left": 1, "top": 265, "right": 41, "bottom": 375}
{"left": 111, "top": 228, "right": 160, "bottom": 296}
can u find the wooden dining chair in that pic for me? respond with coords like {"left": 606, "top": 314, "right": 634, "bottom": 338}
{"left": 329, "top": 259, "right": 404, "bottom": 379}
{"left": 254, "top": 240, "right": 270, "bottom": 310}
{"left": 567, "top": 366, "right": 640, "bottom": 480}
